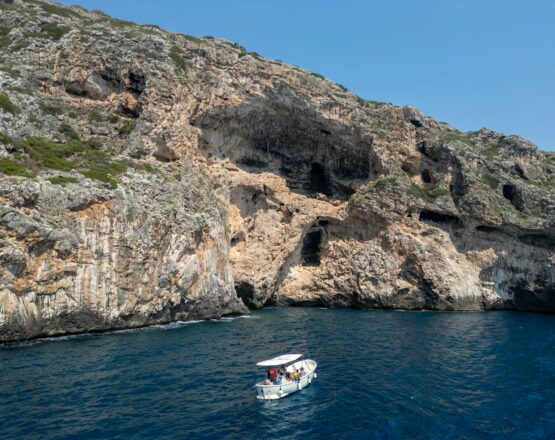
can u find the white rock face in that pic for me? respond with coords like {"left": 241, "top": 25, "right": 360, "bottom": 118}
{"left": 0, "top": 1, "right": 554, "bottom": 341}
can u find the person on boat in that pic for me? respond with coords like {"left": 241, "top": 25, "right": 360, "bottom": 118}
{"left": 300, "top": 367, "right": 306, "bottom": 376}
{"left": 268, "top": 367, "right": 277, "bottom": 383}
{"left": 279, "top": 365, "right": 286, "bottom": 377}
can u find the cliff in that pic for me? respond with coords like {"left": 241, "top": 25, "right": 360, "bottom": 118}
{"left": 1, "top": 0, "right": 554, "bottom": 341}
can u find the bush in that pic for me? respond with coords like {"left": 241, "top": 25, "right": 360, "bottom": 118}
{"left": 33, "top": 1, "right": 81, "bottom": 18}
{"left": 0, "top": 158, "right": 34, "bottom": 178}
{"left": 440, "top": 132, "right": 474, "bottom": 147}
{"left": 310, "top": 72, "right": 325, "bottom": 80}
{"left": 39, "top": 101, "right": 63, "bottom": 115}
{"left": 81, "top": 169, "right": 118, "bottom": 189}
{"left": 0, "top": 132, "right": 11, "bottom": 145}
{"left": 169, "top": 44, "right": 189, "bottom": 72}
{"left": 49, "top": 175, "right": 79, "bottom": 185}
{"left": 0, "top": 35, "right": 11, "bottom": 49}
{"left": 142, "top": 163, "right": 155, "bottom": 173}
{"left": 40, "top": 155, "right": 74, "bottom": 170}
{"left": 88, "top": 109, "right": 105, "bottom": 122}
{"left": 36, "top": 23, "right": 71, "bottom": 41}
{"left": 481, "top": 173, "right": 500, "bottom": 189}
{"left": 59, "top": 122, "right": 80, "bottom": 140}
{"left": 408, "top": 184, "right": 449, "bottom": 203}
{"left": 15, "top": 131, "right": 127, "bottom": 184}
{"left": 118, "top": 119, "right": 137, "bottom": 135}
{"left": 0, "top": 92, "right": 19, "bottom": 115}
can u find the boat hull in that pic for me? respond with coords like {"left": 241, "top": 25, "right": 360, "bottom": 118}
{"left": 256, "top": 359, "right": 317, "bottom": 400}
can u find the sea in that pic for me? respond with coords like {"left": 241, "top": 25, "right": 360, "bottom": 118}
{"left": 1, "top": 307, "right": 554, "bottom": 440}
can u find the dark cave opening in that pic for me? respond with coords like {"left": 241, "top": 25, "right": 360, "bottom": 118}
{"left": 235, "top": 281, "right": 256, "bottom": 308}
{"left": 301, "top": 230, "right": 323, "bottom": 266}
{"left": 502, "top": 183, "right": 524, "bottom": 211}
{"left": 476, "top": 225, "right": 499, "bottom": 233}
{"left": 419, "top": 210, "right": 461, "bottom": 226}
{"left": 308, "top": 163, "right": 332, "bottom": 196}
{"left": 502, "top": 184, "right": 517, "bottom": 201}
{"left": 421, "top": 169, "right": 433, "bottom": 184}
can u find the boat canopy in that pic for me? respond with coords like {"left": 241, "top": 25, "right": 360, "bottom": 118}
{"left": 256, "top": 354, "right": 303, "bottom": 367}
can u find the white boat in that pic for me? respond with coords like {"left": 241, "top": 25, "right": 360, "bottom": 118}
{"left": 255, "top": 353, "right": 317, "bottom": 400}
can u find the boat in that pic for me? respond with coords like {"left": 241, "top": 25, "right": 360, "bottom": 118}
{"left": 255, "top": 353, "right": 317, "bottom": 400}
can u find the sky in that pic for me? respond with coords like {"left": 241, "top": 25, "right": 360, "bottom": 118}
{"left": 58, "top": 0, "right": 555, "bottom": 151}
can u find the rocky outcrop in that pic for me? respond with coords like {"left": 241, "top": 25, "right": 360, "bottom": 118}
{"left": 0, "top": 1, "right": 554, "bottom": 340}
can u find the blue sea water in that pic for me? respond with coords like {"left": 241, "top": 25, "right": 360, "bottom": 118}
{"left": 1, "top": 308, "right": 555, "bottom": 440}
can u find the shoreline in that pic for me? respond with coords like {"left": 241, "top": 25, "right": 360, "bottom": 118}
{"left": 2, "top": 305, "right": 553, "bottom": 346}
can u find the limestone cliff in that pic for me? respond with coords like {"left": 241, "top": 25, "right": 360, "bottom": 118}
{"left": 0, "top": 0, "right": 554, "bottom": 341}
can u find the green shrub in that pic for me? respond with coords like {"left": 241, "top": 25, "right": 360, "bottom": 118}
{"left": 182, "top": 34, "right": 201, "bottom": 43}
{"left": 171, "top": 171, "right": 182, "bottom": 182}
{"left": 108, "top": 114, "right": 120, "bottom": 123}
{"left": 0, "top": 158, "right": 34, "bottom": 178}
{"left": 118, "top": 119, "right": 137, "bottom": 135}
{"left": 0, "top": 66, "right": 20, "bottom": 78}
{"left": 142, "top": 163, "right": 155, "bottom": 173}
{"left": 39, "top": 101, "right": 63, "bottom": 115}
{"left": 408, "top": 184, "right": 449, "bottom": 202}
{"left": 0, "top": 132, "right": 11, "bottom": 145}
{"left": 37, "top": 23, "right": 71, "bottom": 41}
{"left": 0, "top": 92, "right": 19, "bottom": 115}
{"left": 110, "top": 19, "right": 136, "bottom": 29}
{"left": 88, "top": 109, "right": 105, "bottom": 122}
{"left": 169, "top": 44, "right": 189, "bottom": 72}
{"left": 8, "top": 86, "right": 34, "bottom": 95}
{"left": 32, "top": 0, "right": 81, "bottom": 18}
{"left": 440, "top": 132, "right": 474, "bottom": 147}
{"left": 59, "top": 122, "right": 80, "bottom": 140}
{"left": 81, "top": 169, "right": 118, "bottom": 188}
{"left": 247, "top": 51, "right": 263, "bottom": 61}
{"left": 40, "top": 155, "right": 74, "bottom": 170}
{"left": 17, "top": 136, "right": 111, "bottom": 172}
{"left": 0, "top": 35, "right": 11, "bottom": 49}
{"left": 481, "top": 173, "right": 500, "bottom": 189}
{"left": 49, "top": 175, "right": 79, "bottom": 185}
{"left": 427, "top": 187, "right": 450, "bottom": 198}
{"left": 310, "top": 72, "right": 325, "bottom": 80}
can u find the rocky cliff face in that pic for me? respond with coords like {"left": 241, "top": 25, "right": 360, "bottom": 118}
{"left": 1, "top": 0, "right": 554, "bottom": 341}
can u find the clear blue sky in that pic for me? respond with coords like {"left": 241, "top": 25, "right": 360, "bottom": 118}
{"left": 59, "top": 0, "right": 555, "bottom": 151}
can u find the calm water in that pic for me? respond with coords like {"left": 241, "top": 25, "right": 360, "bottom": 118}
{"left": 1, "top": 308, "right": 555, "bottom": 440}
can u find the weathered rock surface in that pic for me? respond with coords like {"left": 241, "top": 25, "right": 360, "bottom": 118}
{"left": 0, "top": 0, "right": 554, "bottom": 340}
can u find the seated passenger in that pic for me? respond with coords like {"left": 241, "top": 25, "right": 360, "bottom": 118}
{"left": 300, "top": 367, "right": 306, "bottom": 376}
{"left": 268, "top": 367, "right": 277, "bottom": 383}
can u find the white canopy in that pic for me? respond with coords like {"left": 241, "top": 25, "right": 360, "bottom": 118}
{"left": 256, "top": 354, "right": 303, "bottom": 367}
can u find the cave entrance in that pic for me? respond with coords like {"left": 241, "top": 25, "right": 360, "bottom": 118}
{"left": 502, "top": 184, "right": 516, "bottom": 202}
{"left": 235, "top": 281, "right": 256, "bottom": 308}
{"left": 301, "top": 229, "right": 323, "bottom": 266}
{"left": 309, "top": 163, "right": 332, "bottom": 196}
{"left": 421, "top": 169, "right": 433, "bottom": 184}
{"left": 502, "top": 183, "right": 524, "bottom": 211}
